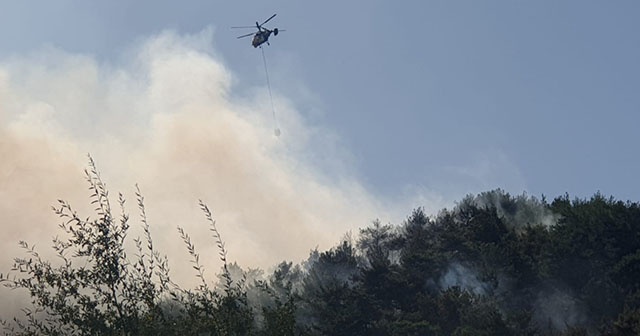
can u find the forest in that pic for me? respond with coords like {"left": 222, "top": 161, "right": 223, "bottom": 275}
{"left": 2, "top": 159, "right": 640, "bottom": 335}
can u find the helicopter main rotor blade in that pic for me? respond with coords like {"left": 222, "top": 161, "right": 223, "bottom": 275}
{"left": 236, "top": 33, "right": 254, "bottom": 39}
{"left": 260, "top": 14, "right": 277, "bottom": 27}
{"left": 231, "top": 26, "right": 257, "bottom": 29}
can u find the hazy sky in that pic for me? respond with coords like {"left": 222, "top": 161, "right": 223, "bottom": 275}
{"left": 2, "top": 1, "right": 639, "bottom": 200}
{"left": 1, "top": 1, "right": 639, "bottom": 279}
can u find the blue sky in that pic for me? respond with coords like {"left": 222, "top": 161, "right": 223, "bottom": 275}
{"left": 1, "top": 0, "right": 639, "bottom": 202}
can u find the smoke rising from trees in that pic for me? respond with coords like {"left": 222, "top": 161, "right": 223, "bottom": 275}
{"left": 0, "top": 29, "right": 394, "bottom": 291}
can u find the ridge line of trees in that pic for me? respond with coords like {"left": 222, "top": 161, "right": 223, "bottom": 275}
{"left": 2, "top": 157, "right": 640, "bottom": 335}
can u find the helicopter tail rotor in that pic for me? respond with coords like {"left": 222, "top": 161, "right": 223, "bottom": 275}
{"left": 273, "top": 28, "right": 279, "bottom": 36}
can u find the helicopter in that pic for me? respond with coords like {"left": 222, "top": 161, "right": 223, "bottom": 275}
{"left": 232, "top": 14, "right": 284, "bottom": 48}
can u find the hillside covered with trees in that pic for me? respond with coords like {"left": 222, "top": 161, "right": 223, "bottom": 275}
{"left": 2, "top": 159, "right": 640, "bottom": 335}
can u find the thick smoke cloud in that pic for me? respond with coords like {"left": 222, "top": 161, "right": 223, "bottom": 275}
{"left": 0, "top": 29, "right": 400, "bottom": 298}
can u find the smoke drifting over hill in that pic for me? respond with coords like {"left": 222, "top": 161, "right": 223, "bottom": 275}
{"left": 0, "top": 29, "right": 406, "bottom": 294}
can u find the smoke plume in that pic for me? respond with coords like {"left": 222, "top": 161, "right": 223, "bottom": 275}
{"left": 0, "top": 29, "right": 393, "bottom": 302}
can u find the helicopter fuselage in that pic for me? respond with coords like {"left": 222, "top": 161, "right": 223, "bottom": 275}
{"left": 252, "top": 30, "right": 272, "bottom": 48}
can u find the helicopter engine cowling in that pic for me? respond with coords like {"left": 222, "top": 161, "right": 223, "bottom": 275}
{"left": 273, "top": 28, "right": 279, "bottom": 36}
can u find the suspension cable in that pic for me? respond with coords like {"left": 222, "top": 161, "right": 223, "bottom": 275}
{"left": 261, "top": 46, "right": 281, "bottom": 137}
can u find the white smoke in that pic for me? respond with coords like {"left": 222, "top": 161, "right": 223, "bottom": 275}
{"left": 437, "top": 262, "right": 492, "bottom": 296}
{"left": 459, "top": 189, "right": 560, "bottom": 229}
{"left": 0, "top": 29, "right": 402, "bottom": 308}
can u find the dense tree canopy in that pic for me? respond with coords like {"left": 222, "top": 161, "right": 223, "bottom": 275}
{"left": 2, "top": 159, "right": 640, "bottom": 335}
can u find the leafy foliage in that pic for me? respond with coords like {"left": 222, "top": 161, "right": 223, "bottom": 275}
{"left": 3, "top": 159, "right": 640, "bottom": 335}
{"left": 0, "top": 157, "right": 255, "bottom": 335}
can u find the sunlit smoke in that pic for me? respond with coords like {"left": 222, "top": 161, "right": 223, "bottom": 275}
{"left": 0, "top": 29, "right": 393, "bottom": 302}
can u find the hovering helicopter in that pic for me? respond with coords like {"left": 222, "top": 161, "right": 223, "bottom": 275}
{"left": 232, "top": 14, "right": 284, "bottom": 48}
